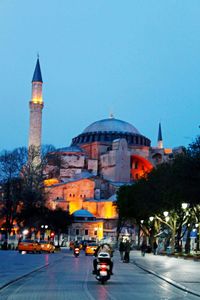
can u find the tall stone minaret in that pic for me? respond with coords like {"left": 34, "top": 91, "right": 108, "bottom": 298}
{"left": 28, "top": 57, "right": 43, "bottom": 155}
{"left": 157, "top": 122, "right": 163, "bottom": 149}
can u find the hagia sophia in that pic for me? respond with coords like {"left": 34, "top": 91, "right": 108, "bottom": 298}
{"left": 29, "top": 58, "right": 183, "bottom": 242}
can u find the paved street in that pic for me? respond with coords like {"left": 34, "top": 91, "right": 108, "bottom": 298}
{"left": 0, "top": 249, "right": 200, "bottom": 299}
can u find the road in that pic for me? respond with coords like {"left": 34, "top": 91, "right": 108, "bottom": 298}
{"left": 0, "top": 249, "right": 200, "bottom": 300}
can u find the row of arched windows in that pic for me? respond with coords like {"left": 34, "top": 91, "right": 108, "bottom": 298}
{"left": 72, "top": 132, "right": 151, "bottom": 147}
{"left": 68, "top": 194, "right": 86, "bottom": 198}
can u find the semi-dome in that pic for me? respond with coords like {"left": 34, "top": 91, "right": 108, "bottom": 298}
{"left": 72, "top": 209, "right": 96, "bottom": 221}
{"left": 83, "top": 118, "right": 140, "bottom": 135}
{"left": 72, "top": 209, "right": 94, "bottom": 217}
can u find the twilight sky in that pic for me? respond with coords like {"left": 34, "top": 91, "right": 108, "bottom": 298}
{"left": 0, "top": 0, "right": 200, "bottom": 151}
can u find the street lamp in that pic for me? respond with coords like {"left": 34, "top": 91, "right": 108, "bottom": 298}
{"left": 163, "top": 211, "right": 169, "bottom": 217}
{"left": 148, "top": 217, "right": 155, "bottom": 250}
{"left": 165, "top": 216, "right": 170, "bottom": 222}
{"left": 41, "top": 225, "right": 48, "bottom": 240}
{"left": 41, "top": 224, "right": 48, "bottom": 229}
{"left": 182, "top": 203, "right": 188, "bottom": 210}
{"left": 23, "top": 229, "right": 29, "bottom": 236}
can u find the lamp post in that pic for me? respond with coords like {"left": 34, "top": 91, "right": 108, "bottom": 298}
{"left": 148, "top": 216, "right": 155, "bottom": 249}
{"left": 41, "top": 225, "right": 48, "bottom": 240}
{"left": 182, "top": 203, "right": 188, "bottom": 210}
{"left": 195, "top": 223, "right": 200, "bottom": 252}
{"left": 180, "top": 203, "right": 192, "bottom": 254}
{"left": 155, "top": 211, "right": 177, "bottom": 253}
{"left": 22, "top": 229, "right": 29, "bottom": 240}
{"left": 163, "top": 211, "right": 170, "bottom": 222}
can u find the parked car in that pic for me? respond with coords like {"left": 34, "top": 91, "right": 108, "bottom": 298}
{"left": 40, "top": 240, "right": 55, "bottom": 253}
{"left": 85, "top": 242, "right": 98, "bottom": 256}
{"left": 18, "top": 239, "right": 41, "bottom": 254}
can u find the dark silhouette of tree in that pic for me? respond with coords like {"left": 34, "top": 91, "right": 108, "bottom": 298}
{"left": 43, "top": 208, "right": 72, "bottom": 246}
{"left": 0, "top": 147, "right": 27, "bottom": 248}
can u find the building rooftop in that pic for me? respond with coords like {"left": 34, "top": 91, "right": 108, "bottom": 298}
{"left": 56, "top": 146, "right": 84, "bottom": 153}
{"left": 72, "top": 209, "right": 94, "bottom": 218}
{"left": 83, "top": 118, "right": 140, "bottom": 134}
{"left": 32, "top": 58, "right": 43, "bottom": 83}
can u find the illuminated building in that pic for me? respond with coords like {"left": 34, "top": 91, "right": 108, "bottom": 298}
{"left": 28, "top": 58, "right": 183, "bottom": 241}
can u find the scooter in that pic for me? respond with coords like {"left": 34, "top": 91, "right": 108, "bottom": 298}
{"left": 95, "top": 252, "right": 111, "bottom": 284}
{"left": 74, "top": 247, "right": 80, "bottom": 257}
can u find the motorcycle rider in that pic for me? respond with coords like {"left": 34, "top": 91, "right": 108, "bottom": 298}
{"left": 74, "top": 241, "right": 80, "bottom": 248}
{"left": 73, "top": 241, "right": 80, "bottom": 255}
{"left": 92, "top": 243, "right": 113, "bottom": 275}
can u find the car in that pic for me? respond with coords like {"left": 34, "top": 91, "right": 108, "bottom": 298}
{"left": 18, "top": 239, "right": 41, "bottom": 254}
{"left": 85, "top": 242, "right": 98, "bottom": 256}
{"left": 40, "top": 240, "right": 55, "bottom": 253}
{"left": 80, "top": 240, "right": 95, "bottom": 250}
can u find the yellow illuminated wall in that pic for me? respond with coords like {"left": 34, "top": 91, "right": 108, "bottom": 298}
{"left": 46, "top": 179, "right": 95, "bottom": 215}
{"left": 44, "top": 178, "right": 59, "bottom": 186}
{"left": 46, "top": 178, "right": 118, "bottom": 220}
{"left": 97, "top": 201, "right": 117, "bottom": 219}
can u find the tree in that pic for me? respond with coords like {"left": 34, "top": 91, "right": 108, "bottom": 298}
{"left": 43, "top": 208, "right": 72, "bottom": 246}
{"left": 0, "top": 147, "right": 27, "bottom": 248}
{"left": 17, "top": 145, "right": 55, "bottom": 232}
{"left": 116, "top": 135, "right": 200, "bottom": 253}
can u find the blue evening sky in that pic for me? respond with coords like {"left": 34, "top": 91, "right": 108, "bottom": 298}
{"left": 0, "top": 0, "right": 200, "bottom": 151}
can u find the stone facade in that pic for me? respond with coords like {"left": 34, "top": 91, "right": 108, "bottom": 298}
{"left": 43, "top": 117, "right": 185, "bottom": 240}
{"left": 28, "top": 60, "right": 184, "bottom": 241}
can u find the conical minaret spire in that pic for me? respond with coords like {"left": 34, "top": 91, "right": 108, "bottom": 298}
{"left": 28, "top": 57, "right": 44, "bottom": 159}
{"left": 157, "top": 122, "right": 163, "bottom": 149}
{"left": 32, "top": 56, "right": 43, "bottom": 83}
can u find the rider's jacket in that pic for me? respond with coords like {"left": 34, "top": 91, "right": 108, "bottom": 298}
{"left": 94, "top": 244, "right": 112, "bottom": 257}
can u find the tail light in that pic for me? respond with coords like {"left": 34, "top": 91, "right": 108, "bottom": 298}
{"left": 100, "top": 264, "right": 108, "bottom": 271}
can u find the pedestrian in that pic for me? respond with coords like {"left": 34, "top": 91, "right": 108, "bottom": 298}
{"left": 123, "top": 239, "right": 131, "bottom": 263}
{"left": 119, "top": 240, "right": 125, "bottom": 261}
{"left": 141, "top": 240, "right": 147, "bottom": 257}
{"left": 153, "top": 240, "right": 158, "bottom": 255}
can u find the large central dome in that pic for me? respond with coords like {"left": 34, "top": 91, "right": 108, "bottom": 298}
{"left": 83, "top": 118, "right": 140, "bottom": 134}
{"left": 71, "top": 117, "right": 151, "bottom": 147}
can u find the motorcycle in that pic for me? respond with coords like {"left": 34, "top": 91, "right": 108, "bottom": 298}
{"left": 95, "top": 252, "right": 112, "bottom": 284}
{"left": 74, "top": 247, "right": 80, "bottom": 257}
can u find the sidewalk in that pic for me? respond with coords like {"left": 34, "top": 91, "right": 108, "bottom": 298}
{"left": 130, "top": 250, "right": 200, "bottom": 297}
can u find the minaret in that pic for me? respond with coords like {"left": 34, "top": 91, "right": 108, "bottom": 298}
{"left": 157, "top": 122, "right": 163, "bottom": 149}
{"left": 28, "top": 56, "right": 43, "bottom": 155}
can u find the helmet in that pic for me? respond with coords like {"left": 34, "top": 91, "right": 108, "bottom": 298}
{"left": 97, "top": 252, "right": 111, "bottom": 259}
